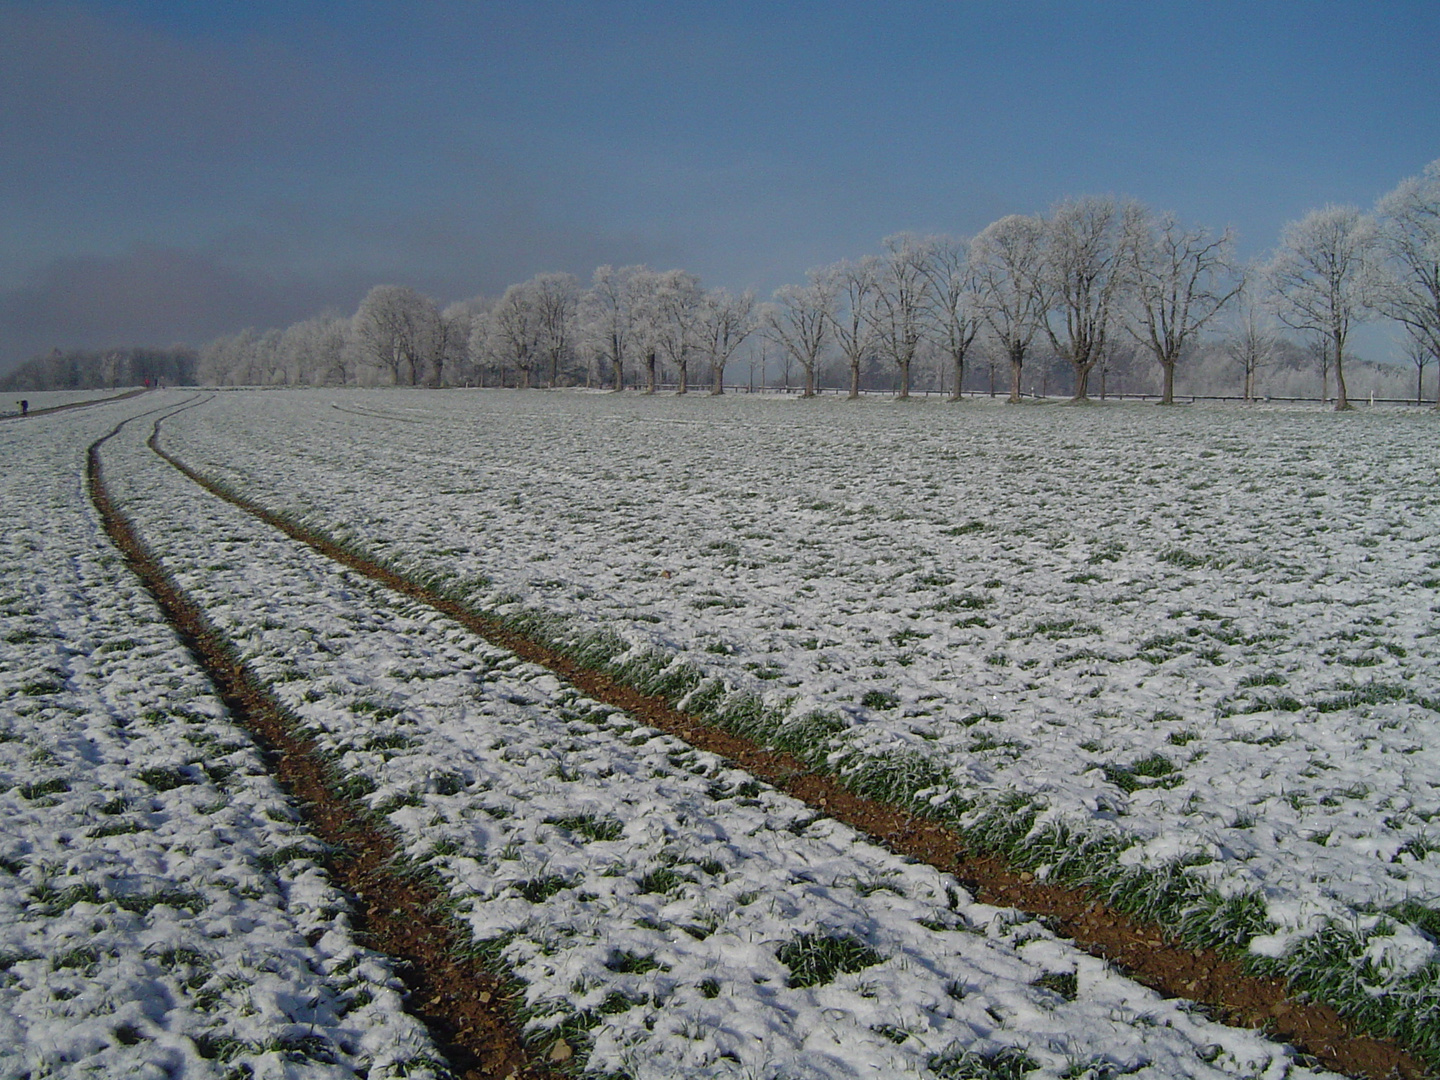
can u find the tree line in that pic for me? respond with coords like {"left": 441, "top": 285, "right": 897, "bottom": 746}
{"left": 180, "top": 159, "right": 1438, "bottom": 409}
{"left": 0, "top": 346, "right": 198, "bottom": 394}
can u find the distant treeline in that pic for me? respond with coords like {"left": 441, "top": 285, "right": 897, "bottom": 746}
{"left": 0, "top": 347, "right": 198, "bottom": 393}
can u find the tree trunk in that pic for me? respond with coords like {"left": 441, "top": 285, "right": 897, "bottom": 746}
{"left": 802, "top": 363, "right": 816, "bottom": 398}
{"left": 1161, "top": 360, "right": 1177, "bottom": 405}
{"left": 613, "top": 358, "right": 624, "bottom": 392}
{"left": 849, "top": 359, "right": 861, "bottom": 399}
{"left": 1008, "top": 354, "right": 1024, "bottom": 403}
{"left": 949, "top": 355, "right": 964, "bottom": 402}
{"left": 1071, "top": 362, "right": 1094, "bottom": 402}
{"left": 676, "top": 357, "right": 688, "bottom": 395}
{"left": 644, "top": 351, "right": 657, "bottom": 394}
{"left": 711, "top": 361, "right": 724, "bottom": 395}
{"left": 896, "top": 359, "right": 910, "bottom": 399}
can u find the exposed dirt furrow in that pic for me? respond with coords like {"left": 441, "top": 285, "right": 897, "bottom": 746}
{"left": 88, "top": 414, "right": 557, "bottom": 1080}
{"left": 144, "top": 415, "right": 1427, "bottom": 1080}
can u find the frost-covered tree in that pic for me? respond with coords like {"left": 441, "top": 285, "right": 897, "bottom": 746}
{"left": 1042, "top": 196, "right": 1140, "bottom": 402}
{"left": 197, "top": 330, "right": 251, "bottom": 385}
{"left": 441, "top": 298, "right": 490, "bottom": 386}
{"left": 971, "top": 214, "right": 1049, "bottom": 403}
{"left": 1374, "top": 160, "right": 1440, "bottom": 390}
{"left": 1401, "top": 328, "right": 1434, "bottom": 405}
{"left": 282, "top": 313, "right": 353, "bottom": 385}
{"left": 582, "top": 264, "right": 648, "bottom": 392}
{"left": 868, "top": 234, "right": 932, "bottom": 399}
{"left": 486, "top": 282, "right": 544, "bottom": 389}
{"left": 355, "top": 285, "right": 441, "bottom": 386}
{"left": 919, "top": 234, "right": 982, "bottom": 402}
{"left": 699, "top": 287, "right": 756, "bottom": 395}
{"left": 823, "top": 257, "right": 878, "bottom": 399}
{"left": 532, "top": 272, "right": 579, "bottom": 387}
{"left": 1264, "top": 204, "right": 1380, "bottom": 411}
{"left": 627, "top": 269, "right": 665, "bottom": 395}
{"left": 1225, "top": 279, "right": 1278, "bottom": 402}
{"left": 254, "top": 328, "right": 287, "bottom": 385}
{"left": 653, "top": 269, "right": 704, "bottom": 395}
{"left": 762, "top": 274, "right": 834, "bottom": 398}
{"left": 1128, "top": 209, "right": 1241, "bottom": 405}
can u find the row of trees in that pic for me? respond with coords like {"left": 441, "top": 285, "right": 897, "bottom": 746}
{"left": 196, "top": 160, "right": 1440, "bottom": 410}
{"left": 0, "top": 345, "right": 198, "bottom": 393}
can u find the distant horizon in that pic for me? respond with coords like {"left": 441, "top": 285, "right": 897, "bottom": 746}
{"left": 4, "top": 1, "right": 1438, "bottom": 373}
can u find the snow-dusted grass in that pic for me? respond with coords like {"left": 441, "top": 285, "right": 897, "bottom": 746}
{"left": 158, "top": 388, "right": 1440, "bottom": 1054}
{"left": 96, "top": 394, "right": 1335, "bottom": 1079}
{"left": 2, "top": 389, "right": 141, "bottom": 416}
{"left": 0, "top": 402, "right": 443, "bottom": 1079}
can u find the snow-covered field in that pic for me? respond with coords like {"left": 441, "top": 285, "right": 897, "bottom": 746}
{"left": 8, "top": 386, "right": 1437, "bottom": 1078}
{"left": 161, "top": 391, "right": 1440, "bottom": 969}
{"left": 2, "top": 389, "right": 140, "bottom": 416}
{"left": 87, "top": 392, "right": 1338, "bottom": 1078}
{"left": 0, "top": 400, "right": 443, "bottom": 1078}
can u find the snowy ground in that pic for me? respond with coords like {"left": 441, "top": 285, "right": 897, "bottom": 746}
{"left": 2, "top": 389, "right": 141, "bottom": 416}
{"left": 89, "top": 392, "right": 1338, "bottom": 1078}
{"left": 0, "top": 399, "right": 443, "bottom": 1079}
{"left": 160, "top": 389, "right": 1440, "bottom": 968}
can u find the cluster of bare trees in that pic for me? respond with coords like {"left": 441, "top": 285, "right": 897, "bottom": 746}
{"left": 197, "top": 160, "right": 1440, "bottom": 409}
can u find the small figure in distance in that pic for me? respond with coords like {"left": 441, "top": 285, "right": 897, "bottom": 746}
{"left": 18, "top": 400, "right": 28, "bottom": 416}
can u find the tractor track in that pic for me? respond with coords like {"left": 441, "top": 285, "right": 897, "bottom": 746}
{"left": 87, "top": 409, "right": 558, "bottom": 1080}
{"left": 130, "top": 401, "right": 1425, "bottom": 1080}
{"left": 2, "top": 386, "right": 149, "bottom": 422}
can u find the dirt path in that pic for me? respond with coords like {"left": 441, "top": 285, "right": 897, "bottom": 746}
{"left": 139, "top": 410, "right": 1429, "bottom": 1080}
{"left": 87, "top": 411, "right": 558, "bottom": 1080}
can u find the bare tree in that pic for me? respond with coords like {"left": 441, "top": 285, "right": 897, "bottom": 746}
{"left": 920, "top": 234, "right": 982, "bottom": 401}
{"left": 700, "top": 287, "right": 756, "bottom": 395}
{"left": 1265, "top": 204, "right": 1380, "bottom": 411}
{"left": 971, "top": 214, "right": 1049, "bottom": 403}
{"left": 1129, "top": 209, "right": 1242, "bottom": 405}
{"left": 527, "top": 272, "right": 578, "bottom": 388}
{"left": 441, "top": 298, "right": 490, "bottom": 386}
{"left": 1308, "top": 334, "right": 1332, "bottom": 404}
{"left": 823, "top": 257, "right": 878, "bottom": 399}
{"left": 487, "top": 282, "right": 543, "bottom": 389}
{"left": 1043, "top": 196, "right": 1138, "bottom": 402}
{"left": 868, "top": 234, "right": 932, "bottom": 399}
{"left": 283, "top": 313, "right": 353, "bottom": 386}
{"left": 1401, "top": 327, "right": 1434, "bottom": 405}
{"left": 583, "top": 264, "right": 647, "bottom": 392}
{"left": 625, "top": 269, "right": 664, "bottom": 394}
{"left": 1226, "top": 280, "right": 1278, "bottom": 401}
{"left": 762, "top": 274, "right": 834, "bottom": 398}
{"left": 355, "top": 285, "right": 441, "bottom": 386}
{"left": 1374, "top": 160, "right": 1440, "bottom": 395}
{"left": 652, "top": 269, "right": 704, "bottom": 394}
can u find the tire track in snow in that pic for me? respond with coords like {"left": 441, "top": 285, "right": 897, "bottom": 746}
{"left": 87, "top": 405, "right": 559, "bottom": 1080}
{"left": 140, "top": 408, "right": 1426, "bottom": 1080}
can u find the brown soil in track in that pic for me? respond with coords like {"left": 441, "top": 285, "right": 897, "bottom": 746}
{"left": 89, "top": 419, "right": 558, "bottom": 1080}
{"left": 144, "top": 418, "right": 1430, "bottom": 1080}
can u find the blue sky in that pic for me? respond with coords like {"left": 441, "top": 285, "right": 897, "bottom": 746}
{"left": 2, "top": 0, "right": 1437, "bottom": 371}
